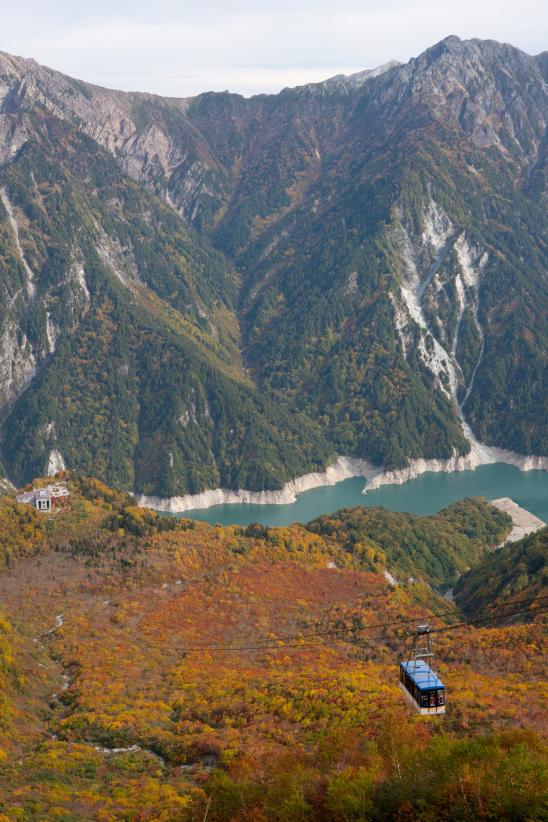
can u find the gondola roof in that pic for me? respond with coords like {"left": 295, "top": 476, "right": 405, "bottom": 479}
{"left": 400, "top": 659, "right": 444, "bottom": 690}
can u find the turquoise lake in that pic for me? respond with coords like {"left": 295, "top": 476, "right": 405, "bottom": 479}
{"left": 181, "top": 463, "right": 548, "bottom": 527}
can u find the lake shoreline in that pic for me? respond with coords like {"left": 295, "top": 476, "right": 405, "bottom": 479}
{"left": 491, "top": 497, "right": 546, "bottom": 544}
{"left": 135, "top": 456, "right": 377, "bottom": 513}
{"left": 136, "top": 448, "right": 548, "bottom": 514}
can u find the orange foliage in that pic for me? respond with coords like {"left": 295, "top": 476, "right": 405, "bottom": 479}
{"left": 0, "top": 484, "right": 545, "bottom": 819}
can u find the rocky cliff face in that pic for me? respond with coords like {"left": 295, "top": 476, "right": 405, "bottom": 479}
{"left": 0, "top": 37, "right": 546, "bottom": 494}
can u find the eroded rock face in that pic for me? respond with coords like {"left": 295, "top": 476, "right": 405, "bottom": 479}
{"left": 376, "top": 37, "right": 547, "bottom": 156}
{"left": 0, "top": 50, "right": 195, "bottom": 210}
{"left": 0, "top": 321, "right": 36, "bottom": 407}
{"left": 3, "top": 37, "right": 544, "bottom": 226}
{"left": 1, "top": 38, "right": 545, "bottom": 238}
{"left": 0, "top": 179, "right": 97, "bottom": 415}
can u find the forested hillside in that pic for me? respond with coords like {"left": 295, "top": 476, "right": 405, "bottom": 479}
{"left": 307, "top": 499, "right": 511, "bottom": 588}
{"left": 0, "top": 476, "right": 545, "bottom": 819}
{"left": 455, "top": 526, "right": 548, "bottom": 618}
{"left": 0, "top": 36, "right": 546, "bottom": 495}
{"left": 0, "top": 112, "right": 331, "bottom": 494}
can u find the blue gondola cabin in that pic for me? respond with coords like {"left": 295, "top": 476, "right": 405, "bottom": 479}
{"left": 399, "top": 659, "right": 446, "bottom": 715}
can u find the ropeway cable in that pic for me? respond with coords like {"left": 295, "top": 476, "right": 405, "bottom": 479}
{"left": 179, "top": 593, "right": 547, "bottom": 653}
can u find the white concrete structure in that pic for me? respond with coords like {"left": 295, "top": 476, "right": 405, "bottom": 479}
{"left": 16, "top": 483, "right": 69, "bottom": 512}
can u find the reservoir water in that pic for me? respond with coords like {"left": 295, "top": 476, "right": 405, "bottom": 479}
{"left": 182, "top": 463, "right": 548, "bottom": 527}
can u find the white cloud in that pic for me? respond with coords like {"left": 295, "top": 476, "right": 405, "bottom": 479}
{"left": 2, "top": 0, "right": 546, "bottom": 96}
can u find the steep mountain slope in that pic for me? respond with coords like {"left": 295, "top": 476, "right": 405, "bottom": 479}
{"left": 455, "top": 525, "right": 548, "bottom": 618}
{"left": 0, "top": 36, "right": 546, "bottom": 496}
{"left": 0, "top": 67, "right": 331, "bottom": 493}
{"left": 220, "top": 38, "right": 548, "bottom": 464}
{"left": 0, "top": 479, "right": 545, "bottom": 819}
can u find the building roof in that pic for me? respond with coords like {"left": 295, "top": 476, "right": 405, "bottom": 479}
{"left": 44, "top": 483, "right": 70, "bottom": 497}
{"left": 16, "top": 491, "right": 40, "bottom": 504}
{"left": 400, "top": 659, "right": 444, "bottom": 690}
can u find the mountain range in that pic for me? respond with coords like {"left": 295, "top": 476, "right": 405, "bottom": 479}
{"left": 0, "top": 35, "right": 546, "bottom": 498}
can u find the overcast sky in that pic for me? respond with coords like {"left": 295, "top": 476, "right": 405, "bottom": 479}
{"left": 2, "top": 1, "right": 546, "bottom": 97}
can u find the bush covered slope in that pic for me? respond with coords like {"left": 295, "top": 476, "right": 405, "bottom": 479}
{"left": 0, "top": 479, "right": 545, "bottom": 819}
{"left": 307, "top": 498, "right": 511, "bottom": 588}
{"left": 455, "top": 526, "right": 548, "bottom": 618}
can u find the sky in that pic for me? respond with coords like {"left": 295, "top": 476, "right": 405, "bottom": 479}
{"left": 2, "top": 0, "right": 546, "bottom": 97}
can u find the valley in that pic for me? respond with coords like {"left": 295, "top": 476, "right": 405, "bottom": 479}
{"left": 0, "top": 17, "right": 546, "bottom": 822}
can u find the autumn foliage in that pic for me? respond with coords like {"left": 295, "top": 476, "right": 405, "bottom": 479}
{"left": 0, "top": 478, "right": 545, "bottom": 819}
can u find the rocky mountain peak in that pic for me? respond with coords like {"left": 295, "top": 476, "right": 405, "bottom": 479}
{"left": 320, "top": 59, "right": 401, "bottom": 93}
{"left": 375, "top": 36, "right": 548, "bottom": 159}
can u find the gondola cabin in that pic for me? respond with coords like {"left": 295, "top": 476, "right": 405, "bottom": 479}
{"left": 399, "top": 659, "right": 446, "bottom": 715}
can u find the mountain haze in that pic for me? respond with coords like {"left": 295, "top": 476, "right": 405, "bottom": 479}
{"left": 0, "top": 36, "right": 546, "bottom": 497}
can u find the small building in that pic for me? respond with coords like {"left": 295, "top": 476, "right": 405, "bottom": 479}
{"left": 16, "top": 483, "right": 69, "bottom": 512}
{"left": 35, "top": 488, "right": 52, "bottom": 511}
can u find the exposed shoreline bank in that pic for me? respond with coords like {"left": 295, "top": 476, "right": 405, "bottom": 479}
{"left": 491, "top": 497, "right": 545, "bottom": 544}
{"left": 363, "top": 443, "right": 547, "bottom": 493}
{"left": 136, "top": 448, "right": 548, "bottom": 514}
{"left": 136, "top": 456, "right": 378, "bottom": 514}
